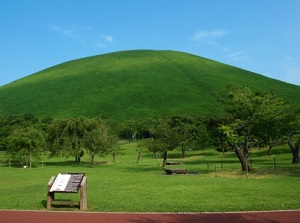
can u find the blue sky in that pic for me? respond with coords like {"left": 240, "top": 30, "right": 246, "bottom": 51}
{"left": 1, "top": 0, "right": 300, "bottom": 86}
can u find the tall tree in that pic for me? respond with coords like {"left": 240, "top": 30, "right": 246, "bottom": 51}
{"left": 0, "top": 114, "right": 39, "bottom": 151}
{"left": 169, "top": 115, "right": 200, "bottom": 158}
{"left": 6, "top": 126, "right": 46, "bottom": 168}
{"left": 119, "top": 119, "right": 150, "bottom": 141}
{"left": 84, "top": 117, "right": 118, "bottom": 166}
{"left": 219, "top": 85, "right": 290, "bottom": 171}
{"left": 47, "top": 117, "right": 88, "bottom": 163}
{"left": 141, "top": 117, "right": 195, "bottom": 169}
{"left": 253, "top": 94, "right": 290, "bottom": 156}
{"left": 284, "top": 111, "right": 300, "bottom": 164}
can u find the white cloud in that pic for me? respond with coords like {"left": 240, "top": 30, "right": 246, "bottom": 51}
{"left": 97, "top": 43, "right": 106, "bottom": 48}
{"left": 49, "top": 24, "right": 114, "bottom": 49}
{"left": 49, "top": 24, "right": 60, "bottom": 31}
{"left": 96, "top": 34, "right": 113, "bottom": 48}
{"left": 207, "top": 40, "right": 218, "bottom": 46}
{"left": 228, "top": 51, "right": 248, "bottom": 61}
{"left": 48, "top": 24, "right": 75, "bottom": 37}
{"left": 191, "top": 29, "right": 229, "bottom": 41}
{"left": 102, "top": 35, "right": 113, "bottom": 43}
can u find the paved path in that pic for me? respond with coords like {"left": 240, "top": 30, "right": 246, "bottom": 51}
{"left": 1, "top": 210, "right": 300, "bottom": 223}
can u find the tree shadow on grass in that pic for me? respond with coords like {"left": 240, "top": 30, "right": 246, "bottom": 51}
{"left": 123, "top": 165, "right": 162, "bottom": 173}
{"left": 251, "top": 167, "right": 300, "bottom": 177}
{"left": 42, "top": 160, "right": 91, "bottom": 168}
{"left": 249, "top": 147, "right": 289, "bottom": 157}
{"left": 41, "top": 200, "right": 47, "bottom": 209}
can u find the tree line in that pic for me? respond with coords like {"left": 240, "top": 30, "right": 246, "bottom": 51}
{"left": 0, "top": 85, "right": 299, "bottom": 170}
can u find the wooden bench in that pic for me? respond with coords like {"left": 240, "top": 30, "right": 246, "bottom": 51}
{"left": 166, "top": 162, "right": 182, "bottom": 165}
{"left": 165, "top": 169, "right": 187, "bottom": 175}
{"left": 93, "top": 161, "right": 108, "bottom": 165}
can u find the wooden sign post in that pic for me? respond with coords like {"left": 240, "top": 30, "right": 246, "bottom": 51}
{"left": 47, "top": 173, "right": 87, "bottom": 210}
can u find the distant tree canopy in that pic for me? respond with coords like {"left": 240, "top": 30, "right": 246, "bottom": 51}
{"left": 138, "top": 115, "right": 207, "bottom": 168}
{"left": 84, "top": 117, "right": 118, "bottom": 165}
{"left": 47, "top": 116, "right": 117, "bottom": 165}
{"left": 0, "top": 84, "right": 299, "bottom": 168}
{"left": 6, "top": 126, "right": 46, "bottom": 168}
{"left": 0, "top": 114, "right": 45, "bottom": 168}
{"left": 0, "top": 114, "right": 39, "bottom": 151}
{"left": 47, "top": 116, "right": 87, "bottom": 163}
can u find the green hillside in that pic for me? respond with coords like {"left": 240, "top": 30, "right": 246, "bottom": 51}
{"left": 0, "top": 50, "right": 299, "bottom": 121}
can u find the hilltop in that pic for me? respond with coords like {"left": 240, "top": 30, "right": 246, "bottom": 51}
{"left": 0, "top": 50, "right": 299, "bottom": 122}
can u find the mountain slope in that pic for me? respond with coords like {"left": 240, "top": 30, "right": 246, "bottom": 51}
{"left": 0, "top": 50, "right": 299, "bottom": 121}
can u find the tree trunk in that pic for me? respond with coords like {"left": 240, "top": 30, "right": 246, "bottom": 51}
{"left": 136, "top": 153, "right": 142, "bottom": 164}
{"left": 155, "top": 153, "right": 160, "bottom": 167}
{"left": 75, "top": 156, "right": 81, "bottom": 164}
{"left": 292, "top": 150, "right": 299, "bottom": 164}
{"left": 234, "top": 147, "right": 252, "bottom": 171}
{"left": 112, "top": 152, "right": 116, "bottom": 162}
{"left": 267, "top": 144, "right": 273, "bottom": 156}
{"left": 181, "top": 145, "right": 186, "bottom": 158}
{"left": 91, "top": 154, "right": 95, "bottom": 167}
{"left": 289, "top": 144, "right": 299, "bottom": 164}
{"left": 29, "top": 151, "right": 32, "bottom": 169}
{"left": 287, "top": 136, "right": 300, "bottom": 164}
{"left": 222, "top": 147, "right": 226, "bottom": 155}
{"left": 162, "top": 151, "right": 168, "bottom": 169}
{"left": 131, "top": 131, "right": 136, "bottom": 141}
{"left": 135, "top": 148, "right": 142, "bottom": 164}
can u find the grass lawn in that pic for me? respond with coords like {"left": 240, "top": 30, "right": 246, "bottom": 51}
{"left": 0, "top": 142, "right": 299, "bottom": 212}
{"left": 1, "top": 50, "right": 299, "bottom": 121}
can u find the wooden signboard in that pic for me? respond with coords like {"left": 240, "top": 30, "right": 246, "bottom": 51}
{"left": 50, "top": 173, "right": 85, "bottom": 193}
{"left": 47, "top": 173, "right": 87, "bottom": 210}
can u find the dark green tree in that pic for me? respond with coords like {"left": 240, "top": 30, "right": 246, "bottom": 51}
{"left": 252, "top": 94, "right": 290, "bottom": 156}
{"left": 169, "top": 115, "right": 201, "bottom": 158}
{"left": 119, "top": 119, "right": 150, "bottom": 141}
{"left": 6, "top": 126, "right": 46, "bottom": 168}
{"left": 0, "top": 114, "right": 39, "bottom": 151}
{"left": 284, "top": 111, "right": 300, "bottom": 164}
{"left": 84, "top": 117, "right": 118, "bottom": 166}
{"left": 141, "top": 117, "right": 194, "bottom": 169}
{"left": 219, "top": 85, "right": 290, "bottom": 171}
{"left": 47, "top": 116, "right": 88, "bottom": 163}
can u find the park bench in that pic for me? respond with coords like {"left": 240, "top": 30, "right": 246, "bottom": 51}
{"left": 93, "top": 161, "right": 108, "bottom": 165}
{"left": 165, "top": 169, "right": 187, "bottom": 175}
{"left": 166, "top": 162, "right": 182, "bottom": 165}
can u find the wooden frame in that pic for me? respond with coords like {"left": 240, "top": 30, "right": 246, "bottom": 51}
{"left": 47, "top": 175, "right": 87, "bottom": 210}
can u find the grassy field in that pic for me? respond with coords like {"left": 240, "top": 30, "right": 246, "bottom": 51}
{"left": 0, "top": 141, "right": 299, "bottom": 212}
{"left": 1, "top": 50, "right": 299, "bottom": 122}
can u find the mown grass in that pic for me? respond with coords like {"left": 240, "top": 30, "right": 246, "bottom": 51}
{"left": 0, "top": 50, "right": 299, "bottom": 122}
{"left": 0, "top": 142, "right": 299, "bottom": 212}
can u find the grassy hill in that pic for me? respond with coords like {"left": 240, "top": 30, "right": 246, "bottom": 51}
{"left": 0, "top": 50, "right": 299, "bottom": 122}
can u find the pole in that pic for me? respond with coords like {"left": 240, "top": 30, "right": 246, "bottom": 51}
{"left": 246, "top": 162, "right": 249, "bottom": 179}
